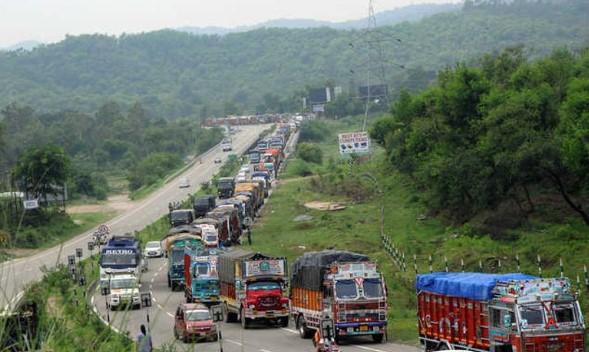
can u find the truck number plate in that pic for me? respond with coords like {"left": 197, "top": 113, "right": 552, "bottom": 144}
{"left": 360, "top": 326, "right": 368, "bottom": 331}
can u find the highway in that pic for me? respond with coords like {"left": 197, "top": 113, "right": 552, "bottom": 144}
{"left": 0, "top": 125, "right": 268, "bottom": 310}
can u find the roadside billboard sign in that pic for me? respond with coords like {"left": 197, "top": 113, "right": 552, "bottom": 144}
{"left": 338, "top": 131, "right": 370, "bottom": 155}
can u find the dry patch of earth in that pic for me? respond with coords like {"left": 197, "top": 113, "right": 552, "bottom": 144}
{"left": 67, "top": 194, "right": 134, "bottom": 215}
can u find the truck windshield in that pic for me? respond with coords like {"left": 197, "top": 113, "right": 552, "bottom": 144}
{"left": 336, "top": 280, "right": 358, "bottom": 299}
{"left": 206, "top": 235, "right": 217, "bottom": 242}
{"left": 554, "top": 303, "right": 576, "bottom": 324}
{"left": 194, "top": 264, "right": 209, "bottom": 276}
{"left": 248, "top": 281, "right": 280, "bottom": 291}
{"left": 519, "top": 305, "right": 545, "bottom": 327}
{"left": 101, "top": 253, "right": 137, "bottom": 266}
{"left": 172, "top": 250, "right": 184, "bottom": 265}
{"left": 363, "top": 278, "right": 383, "bottom": 298}
{"left": 195, "top": 281, "right": 218, "bottom": 290}
{"left": 171, "top": 212, "right": 190, "bottom": 222}
{"left": 110, "top": 279, "right": 136, "bottom": 289}
{"left": 186, "top": 310, "right": 210, "bottom": 321}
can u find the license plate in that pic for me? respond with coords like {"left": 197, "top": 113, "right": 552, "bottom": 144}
{"left": 360, "top": 326, "right": 368, "bottom": 331}
{"left": 266, "top": 312, "right": 275, "bottom": 317}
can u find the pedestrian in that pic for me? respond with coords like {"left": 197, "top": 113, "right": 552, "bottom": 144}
{"left": 247, "top": 227, "right": 252, "bottom": 245}
{"left": 136, "top": 324, "right": 152, "bottom": 352}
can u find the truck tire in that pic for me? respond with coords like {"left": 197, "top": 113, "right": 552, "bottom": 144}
{"left": 240, "top": 307, "right": 250, "bottom": 329}
{"left": 167, "top": 276, "right": 171, "bottom": 288}
{"left": 224, "top": 304, "right": 237, "bottom": 323}
{"left": 279, "top": 316, "right": 289, "bottom": 327}
{"left": 372, "top": 333, "right": 384, "bottom": 343}
{"left": 296, "top": 315, "right": 313, "bottom": 339}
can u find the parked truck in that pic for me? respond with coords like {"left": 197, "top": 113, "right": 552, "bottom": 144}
{"left": 217, "top": 177, "right": 235, "bottom": 199}
{"left": 235, "top": 183, "right": 263, "bottom": 210}
{"left": 184, "top": 246, "right": 220, "bottom": 305}
{"left": 218, "top": 249, "right": 289, "bottom": 328}
{"left": 416, "top": 272, "right": 586, "bottom": 352}
{"left": 290, "top": 250, "right": 388, "bottom": 343}
{"left": 99, "top": 235, "right": 143, "bottom": 288}
{"left": 163, "top": 227, "right": 203, "bottom": 291}
{"left": 169, "top": 209, "right": 194, "bottom": 228}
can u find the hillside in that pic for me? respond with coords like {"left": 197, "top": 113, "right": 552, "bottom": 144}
{"left": 0, "top": 0, "right": 587, "bottom": 118}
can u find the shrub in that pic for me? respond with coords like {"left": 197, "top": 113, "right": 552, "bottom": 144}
{"left": 297, "top": 143, "right": 323, "bottom": 164}
{"left": 299, "top": 120, "right": 331, "bottom": 142}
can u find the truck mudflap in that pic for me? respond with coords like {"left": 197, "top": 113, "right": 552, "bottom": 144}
{"left": 336, "top": 321, "right": 386, "bottom": 336}
{"left": 245, "top": 308, "right": 290, "bottom": 320}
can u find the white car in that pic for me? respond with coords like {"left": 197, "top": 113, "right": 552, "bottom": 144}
{"left": 179, "top": 177, "right": 190, "bottom": 188}
{"left": 236, "top": 175, "right": 247, "bottom": 183}
{"left": 239, "top": 165, "right": 250, "bottom": 174}
{"left": 214, "top": 157, "right": 222, "bottom": 164}
{"left": 145, "top": 241, "right": 163, "bottom": 258}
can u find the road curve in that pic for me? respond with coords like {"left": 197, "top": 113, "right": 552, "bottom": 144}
{"left": 0, "top": 125, "right": 268, "bottom": 310}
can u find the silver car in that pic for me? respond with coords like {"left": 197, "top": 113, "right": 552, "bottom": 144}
{"left": 145, "top": 241, "right": 163, "bottom": 258}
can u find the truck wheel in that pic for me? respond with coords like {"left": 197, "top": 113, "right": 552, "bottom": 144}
{"left": 224, "top": 304, "right": 236, "bottom": 323}
{"left": 296, "top": 315, "right": 313, "bottom": 339}
{"left": 279, "top": 316, "right": 289, "bottom": 327}
{"left": 240, "top": 307, "right": 250, "bottom": 329}
{"left": 173, "top": 327, "right": 178, "bottom": 339}
{"left": 167, "top": 276, "right": 171, "bottom": 288}
{"left": 372, "top": 333, "right": 384, "bottom": 343}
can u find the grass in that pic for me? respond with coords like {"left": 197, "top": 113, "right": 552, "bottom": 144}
{"left": 246, "top": 115, "right": 589, "bottom": 345}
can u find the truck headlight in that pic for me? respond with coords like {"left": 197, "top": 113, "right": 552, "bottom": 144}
{"left": 248, "top": 305, "right": 255, "bottom": 309}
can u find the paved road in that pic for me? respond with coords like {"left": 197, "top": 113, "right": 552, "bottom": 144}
{"left": 92, "top": 256, "right": 421, "bottom": 352}
{"left": 0, "top": 125, "right": 268, "bottom": 310}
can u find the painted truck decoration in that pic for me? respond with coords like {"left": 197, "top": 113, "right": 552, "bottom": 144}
{"left": 290, "top": 250, "right": 388, "bottom": 343}
{"left": 218, "top": 249, "right": 289, "bottom": 328}
{"left": 416, "top": 272, "right": 586, "bottom": 352}
{"left": 184, "top": 246, "right": 220, "bottom": 305}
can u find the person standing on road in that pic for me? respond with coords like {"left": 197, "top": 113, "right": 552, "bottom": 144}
{"left": 136, "top": 324, "right": 153, "bottom": 352}
{"left": 247, "top": 226, "right": 252, "bottom": 245}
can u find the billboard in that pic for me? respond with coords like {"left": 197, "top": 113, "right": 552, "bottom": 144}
{"left": 358, "top": 84, "right": 388, "bottom": 99}
{"left": 338, "top": 131, "right": 371, "bottom": 155}
{"left": 244, "top": 259, "right": 285, "bottom": 277}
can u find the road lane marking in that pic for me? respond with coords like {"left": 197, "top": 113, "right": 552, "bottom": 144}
{"left": 226, "top": 339, "right": 242, "bottom": 346}
{"left": 260, "top": 349, "right": 273, "bottom": 352}
{"left": 166, "top": 312, "right": 174, "bottom": 318}
{"left": 351, "top": 345, "right": 388, "bottom": 352}
{"left": 281, "top": 328, "right": 297, "bottom": 334}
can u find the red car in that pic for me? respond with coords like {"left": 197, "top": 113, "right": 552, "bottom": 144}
{"left": 174, "top": 303, "right": 218, "bottom": 343}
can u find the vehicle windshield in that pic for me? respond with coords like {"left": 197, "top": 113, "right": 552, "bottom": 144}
{"left": 146, "top": 242, "right": 160, "bottom": 249}
{"left": 248, "top": 281, "right": 281, "bottom": 291}
{"left": 185, "top": 310, "right": 211, "bottom": 321}
{"left": 363, "top": 278, "right": 383, "bottom": 298}
{"left": 110, "top": 278, "right": 136, "bottom": 289}
{"left": 519, "top": 304, "right": 545, "bottom": 327}
{"left": 194, "top": 264, "right": 210, "bottom": 276}
{"left": 206, "top": 235, "right": 217, "bottom": 242}
{"left": 172, "top": 250, "right": 184, "bottom": 265}
{"left": 195, "top": 280, "right": 219, "bottom": 290}
{"left": 171, "top": 212, "right": 190, "bottom": 222}
{"left": 336, "top": 280, "right": 358, "bottom": 299}
{"left": 101, "top": 253, "right": 137, "bottom": 266}
{"left": 554, "top": 303, "right": 577, "bottom": 324}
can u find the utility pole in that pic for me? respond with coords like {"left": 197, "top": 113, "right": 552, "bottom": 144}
{"left": 362, "top": 0, "right": 377, "bottom": 132}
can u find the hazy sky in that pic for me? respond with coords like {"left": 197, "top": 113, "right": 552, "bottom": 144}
{"left": 0, "top": 0, "right": 459, "bottom": 47}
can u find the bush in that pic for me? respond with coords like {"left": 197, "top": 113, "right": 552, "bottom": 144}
{"left": 297, "top": 143, "right": 323, "bottom": 164}
{"left": 299, "top": 120, "right": 331, "bottom": 142}
{"left": 127, "top": 152, "right": 183, "bottom": 190}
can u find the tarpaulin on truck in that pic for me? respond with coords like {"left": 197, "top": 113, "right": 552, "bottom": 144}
{"left": 415, "top": 272, "right": 537, "bottom": 301}
{"left": 291, "top": 250, "right": 369, "bottom": 291}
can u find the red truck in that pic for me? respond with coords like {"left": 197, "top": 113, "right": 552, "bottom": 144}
{"left": 218, "top": 249, "right": 289, "bottom": 329}
{"left": 290, "top": 250, "right": 388, "bottom": 343}
{"left": 416, "top": 272, "right": 586, "bottom": 352}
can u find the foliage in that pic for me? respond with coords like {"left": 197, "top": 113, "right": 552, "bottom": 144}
{"left": 12, "top": 144, "right": 70, "bottom": 202}
{"left": 299, "top": 120, "right": 332, "bottom": 142}
{"left": 371, "top": 47, "right": 589, "bottom": 225}
{"left": 0, "top": 1, "right": 587, "bottom": 117}
{"left": 127, "top": 152, "right": 183, "bottom": 191}
{"left": 297, "top": 143, "right": 323, "bottom": 164}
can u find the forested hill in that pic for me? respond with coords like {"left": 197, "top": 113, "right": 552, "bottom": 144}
{"left": 0, "top": 0, "right": 587, "bottom": 119}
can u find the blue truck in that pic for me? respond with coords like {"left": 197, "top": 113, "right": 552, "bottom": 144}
{"left": 184, "top": 246, "right": 221, "bottom": 305}
{"left": 99, "top": 235, "right": 143, "bottom": 288}
{"left": 163, "top": 226, "right": 204, "bottom": 291}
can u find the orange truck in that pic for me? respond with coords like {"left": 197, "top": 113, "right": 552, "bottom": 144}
{"left": 234, "top": 182, "right": 263, "bottom": 210}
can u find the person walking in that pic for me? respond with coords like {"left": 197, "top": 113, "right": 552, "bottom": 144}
{"left": 136, "top": 324, "right": 153, "bottom": 352}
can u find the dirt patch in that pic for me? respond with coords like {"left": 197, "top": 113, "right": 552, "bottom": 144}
{"left": 67, "top": 194, "right": 134, "bottom": 214}
{"left": 3, "top": 248, "right": 41, "bottom": 258}
{"left": 304, "top": 201, "right": 346, "bottom": 211}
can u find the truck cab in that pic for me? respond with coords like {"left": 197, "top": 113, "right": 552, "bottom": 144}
{"left": 185, "top": 251, "right": 220, "bottom": 305}
{"left": 169, "top": 209, "right": 194, "bottom": 228}
{"left": 99, "top": 235, "right": 142, "bottom": 288}
{"left": 217, "top": 177, "right": 235, "bottom": 199}
{"left": 193, "top": 195, "right": 216, "bottom": 218}
{"left": 107, "top": 273, "right": 140, "bottom": 310}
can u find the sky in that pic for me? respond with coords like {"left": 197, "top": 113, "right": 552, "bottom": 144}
{"left": 0, "top": 0, "right": 459, "bottom": 47}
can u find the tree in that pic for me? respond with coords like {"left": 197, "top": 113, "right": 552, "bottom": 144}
{"left": 13, "top": 145, "right": 70, "bottom": 203}
{"left": 297, "top": 143, "right": 323, "bottom": 164}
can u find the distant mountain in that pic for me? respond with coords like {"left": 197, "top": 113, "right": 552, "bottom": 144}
{"left": 1, "top": 40, "right": 42, "bottom": 51}
{"left": 177, "top": 3, "right": 461, "bottom": 35}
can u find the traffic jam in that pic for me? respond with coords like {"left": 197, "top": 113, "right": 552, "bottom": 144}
{"left": 94, "top": 119, "right": 587, "bottom": 352}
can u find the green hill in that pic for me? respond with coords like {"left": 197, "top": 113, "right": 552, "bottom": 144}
{"left": 0, "top": 0, "right": 587, "bottom": 118}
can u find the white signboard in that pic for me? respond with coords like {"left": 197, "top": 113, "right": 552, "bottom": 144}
{"left": 23, "top": 199, "right": 39, "bottom": 210}
{"left": 244, "top": 259, "right": 285, "bottom": 278}
{"left": 312, "top": 104, "right": 325, "bottom": 113}
{"left": 338, "top": 131, "right": 371, "bottom": 155}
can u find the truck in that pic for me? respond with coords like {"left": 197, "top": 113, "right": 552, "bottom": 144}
{"left": 193, "top": 195, "right": 216, "bottom": 218}
{"left": 169, "top": 209, "right": 194, "bottom": 228}
{"left": 206, "top": 207, "right": 242, "bottom": 245}
{"left": 163, "top": 227, "right": 203, "bottom": 291}
{"left": 249, "top": 150, "right": 261, "bottom": 164}
{"left": 184, "top": 246, "right": 220, "bottom": 305}
{"left": 290, "top": 250, "right": 388, "bottom": 343}
{"left": 235, "top": 183, "right": 263, "bottom": 210}
{"left": 99, "top": 235, "right": 143, "bottom": 288}
{"left": 107, "top": 273, "right": 141, "bottom": 310}
{"left": 217, "top": 177, "right": 235, "bottom": 199}
{"left": 416, "top": 272, "right": 586, "bottom": 352}
{"left": 218, "top": 249, "right": 290, "bottom": 328}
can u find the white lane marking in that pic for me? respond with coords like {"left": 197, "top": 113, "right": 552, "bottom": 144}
{"left": 281, "top": 328, "right": 297, "bottom": 334}
{"left": 150, "top": 277, "right": 155, "bottom": 283}
{"left": 152, "top": 296, "right": 157, "bottom": 303}
{"left": 91, "top": 296, "right": 95, "bottom": 305}
{"left": 166, "top": 312, "right": 174, "bottom": 318}
{"left": 260, "top": 349, "right": 273, "bottom": 352}
{"left": 226, "top": 339, "right": 242, "bottom": 346}
{"left": 351, "top": 345, "right": 388, "bottom": 352}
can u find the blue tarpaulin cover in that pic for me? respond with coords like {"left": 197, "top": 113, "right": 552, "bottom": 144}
{"left": 415, "top": 272, "right": 537, "bottom": 301}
